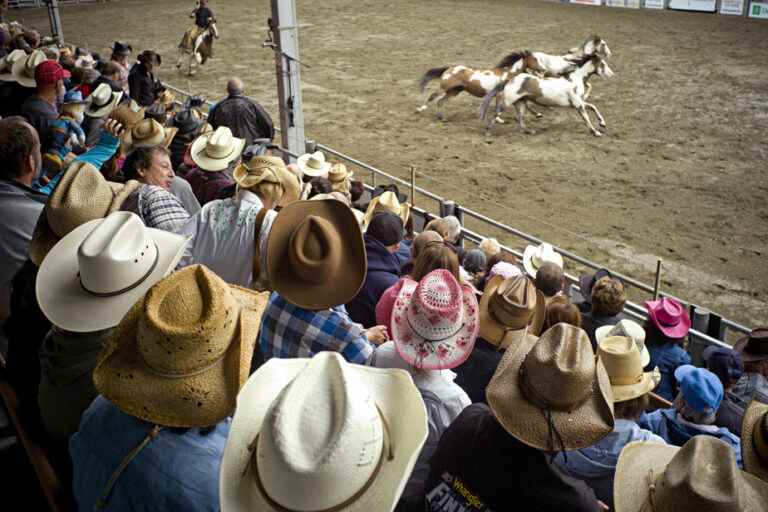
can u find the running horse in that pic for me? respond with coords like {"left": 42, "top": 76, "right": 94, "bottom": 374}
{"left": 176, "top": 17, "right": 218, "bottom": 76}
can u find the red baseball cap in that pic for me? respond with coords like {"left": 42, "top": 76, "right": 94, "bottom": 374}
{"left": 34, "top": 60, "right": 71, "bottom": 86}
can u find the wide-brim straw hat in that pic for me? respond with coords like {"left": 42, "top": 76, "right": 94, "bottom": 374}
{"left": 191, "top": 126, "right": 246, "bottom": 172}
{"left": 11, "top": 49, "right": 47, "bottom": 88}
{"left": 614, "top": 437, "right": 768, "bottom": 512}
{"left": 486, "top": 322, "right": 614, "bottom": 451}
{"left": 742, "top": 400, "right": 768, "bottom": 482}
{"left": 219, "top": 352, "right": 428, "bottom": 512}
{"left": 86, "top": 82, "right": 124, "bottom": 118}
{"left": 123, "top": 118, "right": 179, "bottom": 150}
{"left": 296, "top": 150, "right": 332, "bottom": 177}
{"left": 596, "top": 319, "right": 651, "bottom": 367}
{"left": 0, "top": 49, "right": 27, "bottom": 81}
{"left": 479, "top": 275, "right": 545, "bottom": 346}
{"left": 232, "top": 156, "right": 301, "bottom": 207}
{"left": 36, "top": 215, "right": 189, "bottom": 333}
{"left": 108, "top": 103, "right": 146, "bottom": 133}
{"left": 363, "top": 191, "right": 411, "bottom": 229}
{"left": 522, "top": 242, "right": 564, "bottom": 278}
{"left": 267, "top": 199, "right": 365, "bottom": 310}
{"left": 94, "top": 265, "right": 270, "bottom": 427}
{"left": 597, "top": 335, "right": 659, "bottom": 402}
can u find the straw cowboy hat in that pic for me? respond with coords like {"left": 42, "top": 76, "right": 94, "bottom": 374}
{"left": 596, "top": 319, "right": 651, "bottom": 367}
{"left": 267, "top": 199, "right": 365, "bottom": 310}
{"left": 296, "top": 150, "right": 332, "bottom": 178}
{"left": 734, "top": 328, "right": 768, "bottom": 363}
{"left": 94, "top": 264, "right": 269, "bottom": 427}
{"left": 86, "top": 82, "right": 124, "bottom": 118}
{"left": 156, "top": 89, "right": 176, "bottom": 109}
{"left": 742, "top": 400, "right": 768, "bottom": 482}
{"left": 219, "top": 351, "right": 428, "bottom": 512}
{"left": 36, "top": 211, "right": 189, "bottom": 333}
{"left": 28, "top": 161, "right": 140, "bottom": 266}
{"left": 233, "top": 156, "right": 301, "bottom": 207}
{"left": 645, "top": 297, "right": 691, "bottom": 339}
{"left": 328, "top": 162, "right": 353, "bottom": 192}
{"left": 190, "top": 126, "right": 246, "bottom": 171}
{"left": 390, "top": 269, "right": 479, "bottom": 370}
{"left": 0, "top": 49, "right": 26, "bottom": 81}
{"left": 597, "top": 336, "right": 659, "bottom": 402}
{"left": 479, "top": 274, "right": 545, "bottom": 347}
{"left": 11, "top": 49, "right": 48, "bottom": 88}
{"left": 614, "top": 436, "right": 768, "bottom": 512}
{"left": 486, "top": 322, "right": 614, "bottom": 451}
{"left": 363, "top": 191, "right": 411, "bottom": 229}
{"left": 522, "top": 242, "right": 564, "bottom": 278}
{"left": 108, "top": 103, "right": 146, "bottom": 133}
{"left": 123, "top": 118, "right": 179, "bottom": 151}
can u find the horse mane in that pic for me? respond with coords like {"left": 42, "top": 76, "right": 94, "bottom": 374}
{"left": 495, "top": 50, "right": 529, "bottom": 69}
{"left": 570, "top": 53, "right": 594, "bottom": 68}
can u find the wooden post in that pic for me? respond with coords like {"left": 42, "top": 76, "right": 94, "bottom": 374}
{"left": 410, "top": 166, "right": 416, "bottom": 208}
{"left": 653, "top": 259, "right": 663, "bottom": 300}
{"left": 46, "top": 0, "right": 65, "bottom": 46}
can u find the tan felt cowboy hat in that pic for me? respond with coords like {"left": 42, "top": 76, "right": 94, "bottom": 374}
{"left": 108, "top": 103, "right": 146, "bottom": 133}
{"left": 486, "top": 322, "right": 614, "bottom": 451}
{"left": 233, "top": 156, "right": 301, "bottom": 208}
{"left": 86, "top": 82, "right": 124, "bottom": 118}
{"left": 522, "top": 242, "right": 564, "bottom": 279}
{"left": 597, "top": 336, "right": 660, "bottom": 403}
{"left": 479, "top": 274, "right": 545, "bottom": 347}
{"left": 28, "top": 161, "right": 140, "bottom": 267}
{"left": 0, "top": 49, "right": 26, "bottom": 81}
{"left": 267, "top": 199, "right": 366, "bottom": 310}
{"left": 219, "top": 352, "right": 428, "bottom": 512}
{"left": 296, "top": 150, "right": 331, "bottom": 178}
{"left": 742, "top": 400, "right": 768, "bottom": 482}
{"left": 363, "top": 191, "right": 411, "bottom": 229}
{"left": 597, "top": 319, "right": 651, "bottom": 368}
{"left": 191, "top": 126, "right": 246, "bottom": 172}
{"left": 11, "top": 49, "right": 47, "bottom": 88}
{"left": 123, "top": 118, "right": 179, "bottom": 151}
{"left": 614, "top": 436, "right": 768, "bottom": 512}
{"left": 94, "top": 264, "right": 270, "bottom": 427}
{"left": 36, "top": 211, "right": 189, "bottom": 333}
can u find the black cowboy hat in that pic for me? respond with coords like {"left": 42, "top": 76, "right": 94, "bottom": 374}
{"left": 184, "top": 95, "right": 207, "bottom": 109}
{"left": 172, "top": 109, "right": 204, "bottom": 133}
{"left": 112, "top": 41, "right": 132, "bottom": 55}
{"left": 734, "top": 328, "right": 768, "bottom": 363}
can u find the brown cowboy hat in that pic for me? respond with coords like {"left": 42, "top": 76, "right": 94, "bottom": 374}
{"left": 267, "top": 199, "right": 365, "bottom": 310}
{"left": 233, "top": 156, "right": 301, "bottom": 208}
{"left": 479, "top": 274, "right": 545, "bottom": 348}
{"left": 123, "top": 118, "right": 178, "bottom": 151}
{"left": 486, "top": 322, "right": 614, "bottom": 451}
{"left": 94, "top": 265, "right": 269, "bottom": 428}
{"left": 734, "top": 328, "right": 768, "bottom": 362}
{"left": 742, "top": 400, "right": 768, "bottom": 482}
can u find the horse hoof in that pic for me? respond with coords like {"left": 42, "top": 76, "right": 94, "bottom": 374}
{"left": 525, "top": 129, "right": 536, "bottom": 135}
{"left": 416, "top": 105, "right": 427, "bottom": 113}
{"left": 599, "top": 122, "right": 607, "bottom": 129}
{"left": 494, "top": 117, "right": 505, "bottom": 124}
{"left": 535, "top": 113, "right": 543, "bottom": 118}
{"left": 593, "top": 131, "right": 603, "bottom": 137}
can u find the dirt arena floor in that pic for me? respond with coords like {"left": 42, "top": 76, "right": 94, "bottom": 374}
{"left": 11, "top": 0, "right": 768, "bottom": 328}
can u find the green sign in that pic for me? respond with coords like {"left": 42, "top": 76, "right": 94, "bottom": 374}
{"left": 751, "top": 1, "right": 768, "bottom": 17}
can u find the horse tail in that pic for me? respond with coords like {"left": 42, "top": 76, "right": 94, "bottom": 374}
{"left": 495, "top": 50, "right": 529, "bottom": 70}
{"left": 419, "top": 66, "right": 449, "bottom": 93}
{"left": 479, "top": 80, "right": 507, "bottom": 123}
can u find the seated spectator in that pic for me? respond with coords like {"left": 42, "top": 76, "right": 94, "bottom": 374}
{"left": 638, "top": 365, "right": 742, "bottom": 466}
{"left": 424, "top": 217, "right": 464, "bottom": 261}
{"left": 742, "top": 400, "right": 768, "bottom": 482}
{"left": 302, "top": 176, "right": 333, "bottom": 199}
{"left": 703, "top": 346, "right": 746, "bottom": 434}
{"left": 733, "top": 328, "right": 768, "bottom": 407}
{"left": 327, "top": 162, "right": 353, "bottom": 197}
{"left": 574, "top": 267, "right": 612, "bottom": 313}
{"left": 260, "top": 199, "right": 389, "bottom": 364}
{"left": 581, "top": 276, "right": 627, "bottom": 348}
{"left": 128, "top": 50, "right": 161, "bottom": 107}
{"left": 454, "top": 274, "right": 544, "bottom": 404}
{"left": 522, "top": 241, "right": 563, "bottom": 279}
{"left": 480, "top": 250, "right": 519, "bottom": 290}
{"left": 424, "top": 323, "right": 611, "bottom": 511}
{"left": 554, "top": 335, "right": 665, "bottom": 508}
{"left": 542, "top": 295, "right": 582, "bottom": 331}
{"left": 442, "top": 215, "right": 462, "bottom": 244}
{"left": 70, "top": 265, "right": 268, "bottom": 511}
{"left": 349, "top": 179, "right": 365, "bottom": 208}
{"left": 219, "top": 352, "right": 428, "bottom": 512}
{"left": 91, "top": 60, "right": 123, "bottom": 95}
{"left": 82, "top": 82, "right": 124, "bottom": 146}
{"left": 297, "top": 150, "right": 331, "bottom": 180}
{"left": 644, "top": 297, "right": 692, "bottom": 400}
{"left": 179, "top": 156, "right": 300, "bottom": 289}
{"left": 461, "top": 249, "right": 486, "bottom": 288}
{"left": 184, "top": 126, "right": 245, "bottom": 205}
{"left": 207, "top": 77, "right": 274, "bottom": 145}
{"left": 399, "top": 229, "right": 442, "bottom": 276}
{"left": 363, "top": 189, "right": 411, "bottom": 231}
{"left": 169, "top": 108, "right": 204, "bottom": 170}
{"left": 347, "top": 212, "right": 404, "bottom": 328}
{"left": 19, "top": 53, "right": 68, "bottom": 149}
{"left": 372, "top": 268, "right": 476, "bottom": 507}
{"left": 110, "top": 41, "right": 132, "bottom": 92}
{"left": 534, "top": 260, "right": 565, "bottom": 306}
{"left": 36, "top": 212, "right": 188, "bottom": 441}
{"left": 478, "top": 236, "right": 501, "bottom": 262}
{"left": 613, "top": 436, "right": 768, "bottom": 512}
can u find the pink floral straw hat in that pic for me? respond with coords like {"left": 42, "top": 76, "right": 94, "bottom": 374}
{"left": 391, "top": 269, "right": 479, "bottom": 370}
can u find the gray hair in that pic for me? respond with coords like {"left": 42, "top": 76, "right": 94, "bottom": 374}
{"left": 443, "top": 215, "right": 462, "bottom": 243}
{"left": 674, "top": 392, "right": 717, "bottom": 425}
{"left": 227, "top": 77, "right": 245, "bottom": 96}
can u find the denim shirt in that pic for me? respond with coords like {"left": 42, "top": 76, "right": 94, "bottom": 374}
{"left": 70, "top": 396, "right": 230, "bottom": 512}
{"left": 646, "top": 343, "right": 691, "bottom": 401}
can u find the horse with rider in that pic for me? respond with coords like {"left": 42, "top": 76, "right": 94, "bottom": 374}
{"left": 177, "top": 0, "right": 219, "bottom": 75}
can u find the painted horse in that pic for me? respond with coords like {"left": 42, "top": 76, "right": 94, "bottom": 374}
{"left": 176, "top": 17, "right": 218, "bottom": 76}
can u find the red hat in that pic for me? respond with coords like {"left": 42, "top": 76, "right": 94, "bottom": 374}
{"left": 645, "top": 297, "right": 691, "bottom": 339}
{"left": 34, "top": 60, "right": 70, "bottom": 87}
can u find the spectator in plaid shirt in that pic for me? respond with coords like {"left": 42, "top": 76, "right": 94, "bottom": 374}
{"left": 259, "top": 199, "right": 388, "bottom": 365}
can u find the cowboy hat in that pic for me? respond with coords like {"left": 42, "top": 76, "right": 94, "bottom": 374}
{"left": 614, "top": 436, "right": 768, "bottom": 512}
{"left": 108, "top": 103, "right": 146, "bottom": 132}
{"left": 28, "top": 161, "right": 140, "bottom": 266}
{"left": 522, "top": 242, "right": 564, "bottom": 278}
{"left": 486, "top": 322, "right": 614, "bottom": 451}
{"left": 328, "top": 162, "right": 353, "bottom": 192}
{"left": 479, "top": 274, "right": 545, "bottom": 347}
{"left": 112, "top": 41, "right": 132, "bottom": 55}
{"left": 219, "top": 351, "right": 428, "bottom": 512}
{"left": 742, "top": 400, "right": 768, "bottom": 482}
{"left": 11, "top": 49, "right": 49, "bottom": 88}
{"left": 86, "top": 82, "right": 123, "bottom": 118}
{"left": 734, "top": 328, "right": 768, "bottom": 363}
{"left": 123, "top": 118, "right": 179, "bottom": 151}
{"left": 233, "top": 156, "right": 301, "bottom": 207}
{"left": 156, "top": 89, "right": 176, "bottom": 109}
{"left": 0, "top": 49, "right": 26, "bottom": 81}
{"left": 36, "top": 211, "right": 189, "bottom": 333}
{"left": 363, "top": 191, "right": 411, "bottom": 229}
{"left": 645, "top": 297, "right": 691, "bottom": 339}
{"left": 190, "top": 126, "right": 246, "bottom": 171}
{"left": 173, "top": 108, "right": 203, "bottom": 133}
{"left": 597, "top": 336, "right": 659, "bottom": 402}
{"left": 94, "top": 264, "right": 268, "bottom": 427}
{"left": 74, "top": 53, "right": 96, "bottom": 69}
{"left": 596, "top": 319, "right": 651, "bottom": 367}
{"left": 297, "top": 150, "right": 332, "bottom": 178}
{"left": 267, "top": 199, "right": 365, "bottom": 310}
{"left": 390, "top": 269, "right": 479, "bottom": 370}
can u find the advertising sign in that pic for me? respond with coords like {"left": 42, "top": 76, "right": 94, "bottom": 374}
{"left": 719, "top": 0, "right": 745, "bottom": 13}
{"left": 570, "top": 0, "right": 603, "bottom": 5}
{"left": 749, "top": 1, "right": 768, "bottom": 17}
{"left": 644, "top": 0, "right": 665, "bottom": 9}
{"left": 668, "top": 0, "right": 717, "bottom": 11}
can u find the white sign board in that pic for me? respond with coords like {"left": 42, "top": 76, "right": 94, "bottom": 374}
{"left": 668, "top": 0, "right": 716, "bottom": 10}
{"left": 720, "top": 0, "right": 745, "bottom": 12}
{"left": 644, "top": 0, "right": 665, "bottom": 9}
{"left": 607, "top": 0, "right": 640, "bottom": 7}
{"left": 749, "top": 1, "right": 768, "bottom": 16}
{"left": 570, "top": 0, "right": 603, "bottom": 5}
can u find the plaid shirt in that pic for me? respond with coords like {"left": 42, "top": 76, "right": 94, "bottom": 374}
{"left": 259, "top": 293, "right": 374, "bottom": 365}
{"left": 730, "top": 372, "right": 768, "bottom": 408}
{"left": 121, "top": 185, "right": 190, "bottom": 233}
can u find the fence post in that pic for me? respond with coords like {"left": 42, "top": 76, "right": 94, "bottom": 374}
{"left": 439, "top": 200, "right": 455, "bottom": 219}
{"left": 653, "top": 259, "right": 663, "bottom": 300}
{"left": 410, "top": 166, "right": 416, "bottom": 209}
{"left": 46, "top": 0, "right": 65, "bottom": 46}
{"left": 304, "top": 139, "right": 316, "bottom": 154}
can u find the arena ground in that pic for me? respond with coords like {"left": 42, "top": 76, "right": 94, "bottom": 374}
{"left": 10, "top": 0, "right": 768, "bottom": 328}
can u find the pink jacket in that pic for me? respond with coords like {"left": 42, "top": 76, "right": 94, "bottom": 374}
{"left": 375, "top": 276, "right": 416, "bottom": 337}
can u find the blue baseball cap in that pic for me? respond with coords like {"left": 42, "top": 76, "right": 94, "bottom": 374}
{"left": 674, "top": 365, "right": 723, "bottom": 412}
{"left": 702, "top": 346, "right": 744, "bottom": 387}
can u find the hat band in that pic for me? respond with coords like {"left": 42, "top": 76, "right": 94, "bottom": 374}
{"left": 139, "top": 344, "right": 230, "bottom": 379}
{"left": 91, "top": 95, "right": 111, "bottom": 109}
{"left": 78, "top": 244, "right": 159, "bottom": 298}
{"left": 658, "top": 314, "right": 680, "bottom": 327}
{"left": 519, "top": 362, "right": 594, "bottom": 414}
{"left": 406, "top": 312, "right": 464, "bottom": 343}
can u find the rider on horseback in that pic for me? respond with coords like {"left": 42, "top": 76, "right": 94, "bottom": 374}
{"left": 188, "top": 0, "right": 214, "bottom": 43}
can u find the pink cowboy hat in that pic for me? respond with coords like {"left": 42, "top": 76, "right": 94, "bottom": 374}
{"left": 645, "top": 297, "right": 691, "bottom": 339}
{"left": 391, "top": 269, "right": 479, "bottom": 370}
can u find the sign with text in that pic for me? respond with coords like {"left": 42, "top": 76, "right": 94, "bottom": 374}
{"left": 607, "top": 0, "right": 641, "bottom": 7}
{"left": 644, "top": 0, "right": 665, "bottom": 8}
{"left": 570, "top": 0, "right": 603, "bottom": 5}
{"left": 720, "top": 0, "right": 745, "bottom": 13}
{"left": 749, "top": 1, "right": 768, "bottom": 16}
{"left": 668, "top": 0, "right": 717, "bottom": 11}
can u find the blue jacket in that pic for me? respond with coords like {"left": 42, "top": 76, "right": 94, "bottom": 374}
{"left": 638, "top": 408, "right": 742, "bottom": 467}
{"left": 70, "top": 396, "right": 230, "bottom": 512}
{"left": 48, "top": 116, "right": 85, "bottom": 159}
{"left": 647, "top": 343, "right": 692, "bottom": 401}
{"left": 346, "top": 234, "right": 401, "bottom": 328}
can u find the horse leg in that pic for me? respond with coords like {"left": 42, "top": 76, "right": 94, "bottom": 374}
{"left": 515, "top": 100, "right": 534, "bottom": 134}
{"left": 417, "top": 91, "right": 441, "bottom": 113}
{"left": 575, "top": 104, "right": 602, "bottom": 136}
{"left": 583, "top": 83, "right": 592, "bottom": 100}
{"left": 493, "top": 95, "right": 506, "bottom": 124}
{"left": 436, "top": 87, "right": 462, "bottom": 121}
{"left": 584, "top": 102, "right": 606, "bottom": 128}
{"left": 525, "top": 102, "right": 544, "bottom": 119}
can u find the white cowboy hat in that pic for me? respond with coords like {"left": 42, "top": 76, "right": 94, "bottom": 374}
{"left": 0, "top": 49, "right": 27, "bottom": 82}
{"left": 11, "top": 49, "right": 47, "bottom": 88}
{"left": 296, "top": 150, "right": 332, "bottom": 178}
{"left": 36, "top": 211, "right": 189, "bottom": 333}
{"left": 85, "top": 82, "right": 123, "bottom": 118}
{"left": 596, "top": 319, "right": 651, "bottom": 367}
{"left": 190, "top": 126, "right": 246, "bottom": 172}
{"left": 219, "top": 352, "right": 428, "bottom": 512}
{"left": 522, "top": 242, "right": 564, "bottom": 278}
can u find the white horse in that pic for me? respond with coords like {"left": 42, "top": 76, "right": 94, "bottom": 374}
{"left": 176, "top": 19, "right": 219, "bottom": 76}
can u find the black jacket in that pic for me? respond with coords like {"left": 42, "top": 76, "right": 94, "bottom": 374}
{"left": 207, "top": 94, "right": 274, "bottom": 146}
{"left": 346, "top": 235, "right": 401, "bottom": 328}
{"left": 453, "top": 337, "right": 505, "bottom": 404}
{"left": 128, "top": 64, "right": 157, "bottom": 107}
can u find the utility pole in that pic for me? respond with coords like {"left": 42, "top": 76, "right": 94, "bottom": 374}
{"left": 268, "top": 0, "right": 306, "bottom": 162}
{"left": 46, "top": 0, "right": 65, "bottom": 46}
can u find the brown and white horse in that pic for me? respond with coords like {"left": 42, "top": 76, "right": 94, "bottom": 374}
{"left": 177, "top": 18, "right": 218, "bottom": 76}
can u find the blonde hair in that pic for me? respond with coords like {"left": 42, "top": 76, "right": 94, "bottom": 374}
{"left": 478, "top": 237, "right": 501, "bottom": 261}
